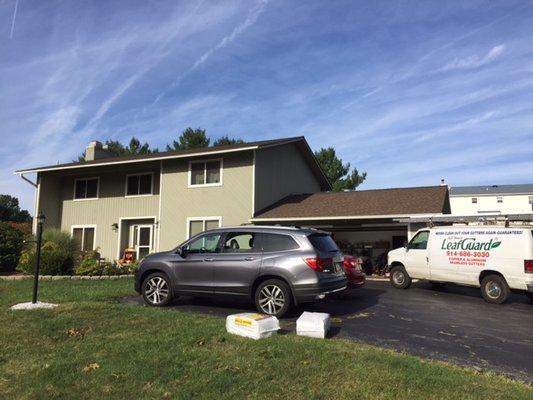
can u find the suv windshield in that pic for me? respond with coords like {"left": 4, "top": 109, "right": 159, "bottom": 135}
{"left": 308, "top": 234, "right": 339, "bottom": 253}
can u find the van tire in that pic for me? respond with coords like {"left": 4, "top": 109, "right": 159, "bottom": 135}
{"left": 390, "top": 266, "right": 411, "bottom": 289}
{"left": 480, "top": 274, "right": 509, "bottom": 304}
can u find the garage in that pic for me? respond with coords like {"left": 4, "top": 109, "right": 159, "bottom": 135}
{"left": 251, "top": 186, "right": 451, "bottom": 269}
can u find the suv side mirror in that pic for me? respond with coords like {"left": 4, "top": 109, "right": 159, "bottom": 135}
{"left": 176, "top": 247, "right": 187, "bottom": 258}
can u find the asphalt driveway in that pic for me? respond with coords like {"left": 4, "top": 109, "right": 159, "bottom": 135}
{"left": 124, "top": 280, "right": 533, "bottom": 381}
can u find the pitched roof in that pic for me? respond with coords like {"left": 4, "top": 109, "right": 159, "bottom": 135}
{"left": 15, "top": 136, "right": 330, "bottom": 189}
{"left": 449, "top": 184, "right": 533, "bottom": 196}
{"left": 253, "top": 186, "right": 451, "bottom": 220}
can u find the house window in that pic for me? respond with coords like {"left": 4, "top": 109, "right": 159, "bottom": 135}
{"left": 497, "top": 196, "right": 503, "bottom": 203}
{"left": 74, "top": 178, "right": 99, "bottom": 199}
{"left": 72, "top": 226, "right": 95, "bottom": 251}
{"left": 471, "top": 197, "right": 477, "bottom": 204}
{"left": 189, "top": 159, "right": 222, "bottom": 187}
{"left": 187, "top": 217, "right": 221, "bottom": 238}
{"left": 126, "top": 173, "right": 153, "bottom": 196}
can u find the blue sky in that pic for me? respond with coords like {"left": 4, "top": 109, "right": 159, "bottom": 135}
{"left": 1, "top": 0, "right": 533, "bottom": 212}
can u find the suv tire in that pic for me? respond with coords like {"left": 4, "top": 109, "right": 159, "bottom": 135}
{"left": 480, "top": 274, "right": 509, "bottom": 304}
{"left": 390, "top": 266, "right": 411, "bottom": 289}
{"left": 142, "top": 272, "right": 174, "bottom": 307}
{"left": 254, "top": 279, "right": 292, "bottom": 318}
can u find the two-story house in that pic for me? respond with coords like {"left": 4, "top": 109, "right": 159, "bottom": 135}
{"left": 449, "top": 184, "right": 533, "bottom": 215}
{"left": 16, "top": 137, "right": 330, "bottom": 260}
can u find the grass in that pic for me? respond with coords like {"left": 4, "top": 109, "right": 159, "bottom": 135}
{"left": 0, "top": 279, "right": 531, "bottom": 400}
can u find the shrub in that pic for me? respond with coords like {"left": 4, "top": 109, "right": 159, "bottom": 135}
{"left": 74, "top": 251, "right": 103, "bottom": 276}
{"left": 17, "top": 229, "right": 77, "bottom": 275}
{"left": 0, "top": 222, "right": 25, "bottom": 272}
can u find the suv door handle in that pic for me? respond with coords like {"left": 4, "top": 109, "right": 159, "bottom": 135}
{"left": 244, "top": 257, "right": 254, "bottom": 261}
{"left": 204, "top": 258, "right": 214, "bottom": 262}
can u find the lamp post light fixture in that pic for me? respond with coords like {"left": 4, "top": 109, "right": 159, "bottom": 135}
{"left": 32, "top": 213, "right": 46, "bottom": 304}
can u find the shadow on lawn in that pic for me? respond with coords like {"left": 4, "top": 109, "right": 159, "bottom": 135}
{"left": 121, "top": 285, "right": 386, "bottom": 338}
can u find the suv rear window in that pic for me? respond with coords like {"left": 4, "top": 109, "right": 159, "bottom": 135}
{"left": 261, "top": 233, "right": 299, "bottom": 252}
{"left": 308, "top": 234, "right": 339, "bottom": 252}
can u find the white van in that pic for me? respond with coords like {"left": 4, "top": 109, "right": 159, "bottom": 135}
{"left": 387, "top": 226, "right": 533, "bottom": 304}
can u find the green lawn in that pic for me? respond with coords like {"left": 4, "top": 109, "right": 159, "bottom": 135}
{"left": 0, "top": 279, "right": 531, "bottom": 400}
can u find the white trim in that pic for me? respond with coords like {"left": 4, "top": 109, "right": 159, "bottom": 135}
{"left": 124, "top": 172, "right": 154, "bottom": 197}
{"left": 187, "top": 158, "right": 223, "bottom": 188}
{"left": 15, "top": 146, "right": 259, "bottom": 174}
{"left": 450, "top": 192, "right": 533, "bottom": 197}
{"left": 186, "top": 216, "right": 222, "bottom": 239}
{"left": 70, "top": 224, "right": 97, "bottom": 251}
{"left": 116, "top": 216, "right": 157, "bottom": 259}
{"left": 251, "top": 149, "right": 256, "bottom": 214}
{"left": 73, "top": 177, "right": 100, "bottom": 201}
{"left": 250, "top": 213, "right": 441, "bottom": 222}
{"left": 157, "top": 160, "right": 163, "bottom": 251}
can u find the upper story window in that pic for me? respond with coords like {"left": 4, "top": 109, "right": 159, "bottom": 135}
{"left": 126, "top": 173, "right": 153, "bottom": 196}
{"left": 74, "top": 178, "right": 99, "bottom": 200}
{"left": 188, "top": 159, "right": 222, "bottom": 187}
{"left": 497, "top": 196, "right": 503, "bottom": 203}
{"left": 471, "top": 197, "right": 477, "bottom": 204}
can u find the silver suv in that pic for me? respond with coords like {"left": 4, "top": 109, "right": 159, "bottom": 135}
{"left": 134, "top": 226, "right": 347, "bottom": 317}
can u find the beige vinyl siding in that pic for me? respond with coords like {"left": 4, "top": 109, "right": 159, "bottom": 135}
{"left": 38, "top": 163, "right": 160, "bottom": 260}
{"left": 159, "top": 152, "right": 254, "bottom": 250}
{"left": 254, "top": 142, "right": 322, "bottom": 213}
{"left": 37, "top": 172, "right": 62, "bottom": 231}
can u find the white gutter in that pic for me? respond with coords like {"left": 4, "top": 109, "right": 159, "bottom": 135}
{"left": 14, "top": 145, "right": 260, "bottom": 174}
{"left": 251, "top": 213, "right": 441, "bottom": 222}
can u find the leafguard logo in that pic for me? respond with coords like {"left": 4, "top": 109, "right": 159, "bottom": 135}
{"left": 441, "top": 238, "right": 501, "bottom": 251}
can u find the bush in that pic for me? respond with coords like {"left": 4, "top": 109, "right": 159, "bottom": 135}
{"left": 0, "top": 222, "right": 25, "bottom": 272}
{"left": 74, "top": 251, "right": 103, "bottom": 276}
{"left": 17, "top": 229, "right": 77, "bottom": 275}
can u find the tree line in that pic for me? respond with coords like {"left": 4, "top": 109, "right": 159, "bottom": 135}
{"left": 78, "top": 127, "right": 366, "bottom": 191}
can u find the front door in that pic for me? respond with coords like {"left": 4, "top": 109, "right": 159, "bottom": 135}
{"left": 170, "top": 231, "right": 223, "bottom": 294}
{"left": 132, "top": 224, "right": 153, "bottom": 260}
{"left": 210, "top": 231, "right": 262, "bottom": 296}
{"left": 404, "top": 230, "right": 430, "bottom": 279}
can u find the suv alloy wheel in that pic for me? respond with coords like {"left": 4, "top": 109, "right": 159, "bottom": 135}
{"left": 254, "top": 279, "right": 292, "bottom": 318}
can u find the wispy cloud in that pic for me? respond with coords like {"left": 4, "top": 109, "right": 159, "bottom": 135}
{"left": 190, "top": 0, "right": 270, "bottom": 72}
{"left": 9, "top": 0, "right": 19, "bottom": 39}
{"left": 441, "top": 44, "right": 505, "bottom": 71}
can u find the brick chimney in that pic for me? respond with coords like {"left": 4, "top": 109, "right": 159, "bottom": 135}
{"left": 85, "top": 141, "right": 113, "bottom": 161}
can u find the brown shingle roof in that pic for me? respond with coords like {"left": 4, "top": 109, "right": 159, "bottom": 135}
{"left": 254, "top": 186, "right": 450, "bottom": 219}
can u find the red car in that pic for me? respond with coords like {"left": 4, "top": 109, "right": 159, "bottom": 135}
{"left": 343, "top": 255, "right": 366, "bottom": 288}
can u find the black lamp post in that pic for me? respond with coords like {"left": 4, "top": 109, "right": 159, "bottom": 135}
{"left": 32, "top": 213, "right": 46, "bottom": 304}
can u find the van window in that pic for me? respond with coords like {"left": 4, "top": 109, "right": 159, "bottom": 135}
{"left": 261, "top": 233, "right": 299, "bottom": 252}
{"left": 408, "top": 231, "right": 429, "bottom": 250}
{"left": 308, "top": 234, "right": 339, "bottom": 252}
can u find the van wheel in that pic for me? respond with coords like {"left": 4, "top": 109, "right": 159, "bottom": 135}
{"left": 390, "top": 266, "right": 411, "bottom": 289}
{"left": 142, "top": 272, "right": 174, "bottom": 307}
{"left": 480, "top": 275, "right": 509, "bottom": 304}
{"left": 254, "top": 279, "right": 292, "bottom": 318}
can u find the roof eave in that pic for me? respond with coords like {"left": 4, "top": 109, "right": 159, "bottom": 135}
{"left": 14, "top": 145, "right": 261, "bottom": 174}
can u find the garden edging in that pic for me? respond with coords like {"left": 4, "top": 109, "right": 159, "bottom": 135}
{"left": 0, "top": 274, "right": 133, "bottom": 281}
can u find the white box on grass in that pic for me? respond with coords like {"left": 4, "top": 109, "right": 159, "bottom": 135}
{"left": 296, "top": 311, "right": 331, "bottom": 338}
{"left": 226, "top": 313, "right": 280, "bottom": 340}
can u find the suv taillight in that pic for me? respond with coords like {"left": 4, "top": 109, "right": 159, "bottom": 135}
{"left": 304, "top": 257, "right": 334, "bottom": 272}
{"left": 525, "top": 260, "right": 533, "bottom": 273}
{"left": 343, "top": 256, "right": 362, "bottom": 269}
